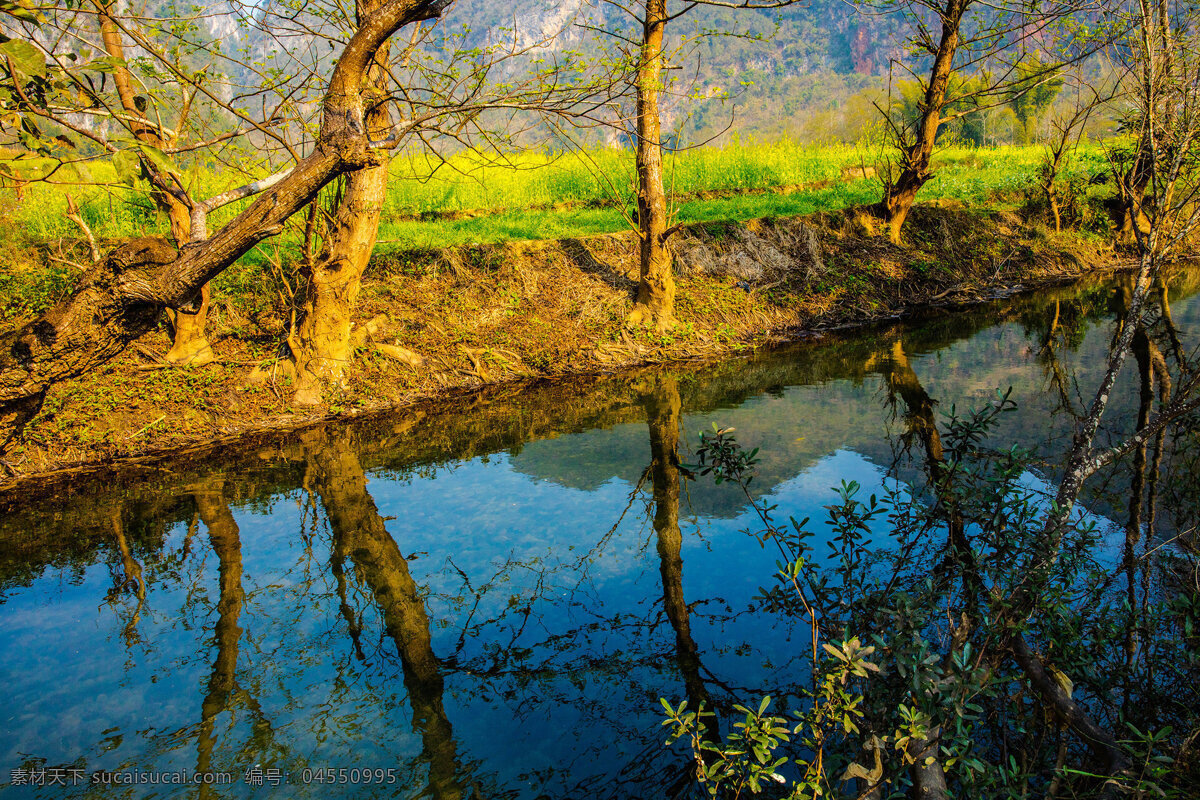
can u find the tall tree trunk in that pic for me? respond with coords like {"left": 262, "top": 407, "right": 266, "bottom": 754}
{"left": 97, "top": 2, "right": 213, "bottom": 364}
{"left": 626, "top": 0, "right": 676, "bottom": 332}
{"left": 291, "top": 2, "right": 397, "bottom": 405}
{"left": 880, "top": 0, "right": 966, "bottom": 244}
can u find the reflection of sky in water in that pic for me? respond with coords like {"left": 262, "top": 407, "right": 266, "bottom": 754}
{"left": 0, "top": 448, "right": 889, "bottom": 799}
{"left": 0, "top": 274, "right": 1196, "bottom": 798}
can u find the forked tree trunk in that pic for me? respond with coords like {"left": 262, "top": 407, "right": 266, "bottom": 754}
{"left": 880, "top": 0, "right": 966, "bottom": 244}
{"left": 625, "top": 0, "right": 676, "bottom": 332}
{"left": 98, "top": 3, "right": 214, "bottom": 364}
{"left": 291, "top": 9, "right": 394, "bottom": 405}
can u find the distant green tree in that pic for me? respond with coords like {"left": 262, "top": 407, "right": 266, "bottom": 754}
{"left": 1009, "top": 59, "right": 1065, "bottom": 143}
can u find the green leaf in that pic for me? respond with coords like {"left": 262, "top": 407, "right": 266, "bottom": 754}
{"left": 88, "top": 55, "right": 128, "bottom": 74}
{"left": 137, "top": 144, "right": 179, "bottom": 177}
{"left": 112, "top": 149, "right": 140, "bottom": 185}
{"left": 0, "top": 38, "right": 46, "bottom": 80}
{"left": 0, "top": 0, "right": 42, "bottom": 23}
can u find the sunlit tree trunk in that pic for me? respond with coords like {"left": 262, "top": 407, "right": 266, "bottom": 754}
{"left": 626, "top": 0, "right": 676, "bottom": 332}
{"left": 0, "top": 0, "right": 451, "bottom": 451}
{"left": 880, "top": 0, "right": 966, "bottom": 244}
{"left": 291, "top": 4, "right": 397, "bottom": 405}
{"left": 97, "top": 2, "right": 214, "bottom": 365}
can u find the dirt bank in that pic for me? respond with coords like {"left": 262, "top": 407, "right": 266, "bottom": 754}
{"left": 0, "top": 202, "right": 1115, "bottom": 500}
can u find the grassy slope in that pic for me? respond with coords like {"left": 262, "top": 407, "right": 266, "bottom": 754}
{"left": 0, "top": 201, "right": 1112, "bottom": 486}
{"left": 0, "top": 142, "right": 1122, "bottom": 485}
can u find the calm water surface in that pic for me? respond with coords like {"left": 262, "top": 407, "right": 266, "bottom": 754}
{"left": 1, "top": 270, "right": 1197, "bottom": 798}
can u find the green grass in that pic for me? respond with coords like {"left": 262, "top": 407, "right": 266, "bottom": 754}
{"left": 2, "top": 140, "right": 1108, "bottom": 256}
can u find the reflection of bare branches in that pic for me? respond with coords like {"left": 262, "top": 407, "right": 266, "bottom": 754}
{"left": 331, "top": 543, "right": 367, "bottom": 663}
{"left": 1157, "top": 278, "right": 1187, "bottom": 372}
{"left": 1038, "top": 335, "right": 1085, "bottom": 421}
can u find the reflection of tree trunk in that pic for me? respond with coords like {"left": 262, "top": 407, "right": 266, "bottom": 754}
{"left": 108, "top": 506, "right": 146, "bottom": 645}
{"left": 626, "top": 0, "right": 676, "bottom": 332}
{"left": 644, "top": 377, "right": 709, "bottom": 709}
{"left": 304, "top": 430, "right": 465, "bottom": 800}
{"left": 1121, "top": 331, "right": 1155, "bottom": 715}
{"left": 1123, "top": 328, "right": 1171, "bottom": 716}
{"left": 1157, "top": 278, "right": 1185, "bottom": 369}
{"left": 194, "top": 487, "right": 246, "bottom": 794}
{"left": 642, "top": 377, "right": 720, "bottom": 791}
{"left": 882, "top": 341, "right": 968, "bottom": 560}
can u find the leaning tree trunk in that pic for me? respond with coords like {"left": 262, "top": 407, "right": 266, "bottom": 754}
{"left": 880, "top": 0, "right": 966, "bottom": 244}
{"left": 98, "top": 2, "right": 213, "bottom": 365}
{"left": 625, "top": 0, "right": 676, "bottom": 332}
{"left": 0, "top": 0, "right": 451, "bottom": 453}
{"left": 291, "top": 5, "right": 395, "bottom": 406}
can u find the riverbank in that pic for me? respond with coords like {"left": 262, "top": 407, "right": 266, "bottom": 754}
{"left": 0, "top": 202, "right": 1116, "bottom": 499}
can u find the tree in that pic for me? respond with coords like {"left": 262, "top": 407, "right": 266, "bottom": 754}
{"left": 0, "top": 0, "right": 312, "bottom": 365}
{"left": 0, "top": 0, "right": 456, "bottom": 449}
{"left": 624, "top": 0, "right": 676, "bottom": 331}
{"left": 220, "top": 0, "right": 615, "bottom": 404}
{"left": 872, "top": 0, "right": 1105, "bottom": 242}
{"left": 1009, "top": 57, "right": 1065, "bottom": 143}
{"left": 284, "top": 0, "right": 411, "bottom": 405}
{"left": 583, "top": 0, "right": 794, "bottom": 332}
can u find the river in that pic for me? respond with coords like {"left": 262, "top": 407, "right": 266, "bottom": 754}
{"left": 1, "top": 268, "right": 1197, "bottom": 798}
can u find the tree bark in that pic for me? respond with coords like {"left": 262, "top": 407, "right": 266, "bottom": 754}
{"left": 905, "top": 730, "right": 949, "bottom": 800}
{"left": 0, "top": 0, "right": 450, "bottom": 450}
{"left": 291, "top": 0, "right": 396, "bottom": 405}
{"left": 97, "top": 2, "right": 214, "bottom": 364}
{"left": 626, "top": 0, "right": 676, "bottom": 332}
{"left": 880, "top": 0, "right": 967, "bottom": 244}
